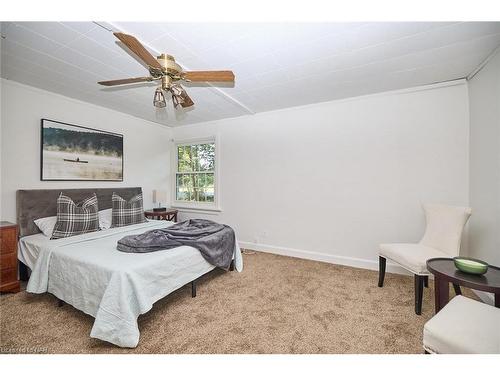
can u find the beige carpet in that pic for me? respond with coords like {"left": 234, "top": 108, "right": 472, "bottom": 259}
{"left": 0, "top": 251, "right": 475, "bottom": 354}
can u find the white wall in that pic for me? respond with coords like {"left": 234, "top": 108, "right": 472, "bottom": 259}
{"left": 468, "top": 50, "right": 500, "bottom": 266}
{"left": 173, "top": 82, "right": 470, "bottom": 272}
{"left": 0, "top": 79, "right": 172, "bottom": 222}
{"left": 0, "top": 77, "right": 474, "bottom": 274}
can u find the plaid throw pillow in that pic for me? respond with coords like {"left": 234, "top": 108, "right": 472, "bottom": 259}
{"left": 51, "top": 193, "right": 100, "bottom": 239}
{"left": 111, "top": 193, "right": 147, "bottom": 228}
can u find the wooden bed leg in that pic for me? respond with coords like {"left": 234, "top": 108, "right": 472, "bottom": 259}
{"left": 229, "top": 260, "right": 235, "bottom": 271}
{"left": 191, "top": 280, "right": 196, "bottom": 298}
{"left": 19, "top": 261, "right": 30, "bottom": 282}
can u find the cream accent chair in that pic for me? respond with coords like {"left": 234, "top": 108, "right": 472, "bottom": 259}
{"left": 378, "top": 204, "right": 472, "bottom": 315}
{"left": 423, "top": 295, "right": 500, "bottom": 353}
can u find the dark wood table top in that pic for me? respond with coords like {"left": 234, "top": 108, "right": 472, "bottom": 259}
{"left": 144, "top": 209, "right": 178, "bottom": 215}
{"left": 0, "top": 221, "right": 17, "bottom": 229}
{"left": 427, "top": 257, "right": 500, "bottom": 293}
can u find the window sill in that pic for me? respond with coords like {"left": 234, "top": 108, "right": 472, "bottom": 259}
{"left": 171, "top": 205, "right": 222, "bottom": 214}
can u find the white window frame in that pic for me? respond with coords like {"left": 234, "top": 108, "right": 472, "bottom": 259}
{"left": 171, "top": 136, "right": 221, "bottom": 212}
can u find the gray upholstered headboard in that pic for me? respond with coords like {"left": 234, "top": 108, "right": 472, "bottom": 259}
{"left": 16, "top": 187, "right": 142, "bottom": 237}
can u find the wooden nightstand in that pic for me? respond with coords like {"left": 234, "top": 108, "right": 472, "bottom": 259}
{"left": 0, "top": 221, "right": 20, "bottom": 293}
{"left": 144, "top": 209, "right": 178, "bottom": 222}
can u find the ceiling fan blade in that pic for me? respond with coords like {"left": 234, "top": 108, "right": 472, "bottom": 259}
{"left": 113, "top": 32, "right": 162, "bottom": 70}
{"left": 183, "top": 70, "right": 235, "bottom": 82}
{"left": 170, "top": 84, "right": 195, "bottom": 108}
{"left": 98, "top": 77, "right": 154, "bottom": 86}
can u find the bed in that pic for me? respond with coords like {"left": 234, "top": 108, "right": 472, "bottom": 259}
{"left": 17, "top": 187, "right": 243, "bottom": 348}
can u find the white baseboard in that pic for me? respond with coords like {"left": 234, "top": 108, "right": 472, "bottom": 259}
{"left": 239, "top": 241, "right": 411, "bottom": 276}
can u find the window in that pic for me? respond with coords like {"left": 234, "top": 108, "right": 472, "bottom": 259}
{"left": 174, "top": 140, "right": 217, "bottom": 207}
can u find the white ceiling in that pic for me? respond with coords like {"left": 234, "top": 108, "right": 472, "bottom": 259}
{"left": 1, "top": 22, "right": 500, "bottom": 127}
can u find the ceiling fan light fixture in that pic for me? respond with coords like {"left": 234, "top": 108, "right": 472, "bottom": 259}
{"left": 153, "top": 88, "right": 166, "bottom": 108}
{"left": 98, "top": 32, "right": 235, "bottom": 110}
{"left": 170, "top": 84, "right": 194, "bottom": 109}
{"left": 171, "top": 94, "right": 181, "bottom": 109}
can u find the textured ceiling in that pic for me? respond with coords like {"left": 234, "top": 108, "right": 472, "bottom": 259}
{"left": 1, "top": 22, "right": 500, "bottom": 126}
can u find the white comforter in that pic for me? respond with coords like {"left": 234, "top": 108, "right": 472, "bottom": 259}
{"left": 21, "top": 220, "right": 243, "bottom": 348}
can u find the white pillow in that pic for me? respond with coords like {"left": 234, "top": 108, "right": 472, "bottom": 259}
{"left": 34, "top": 209, "right": 112, "bottom": 236}
{"left": 99, "top": 208, "right": 112, "bottom": 230}
{"left": 34, "top": 216, "right": 58, "bottom": 237}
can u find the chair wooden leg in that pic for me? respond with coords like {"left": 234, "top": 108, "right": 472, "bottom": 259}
{"left": 453, "top": 283, "right": 462, "bottom": 296}
{"left": 424, "top": 276, "right": 429, "bottom": 288}
{"left": 414, "top": 275, "right": 424, "bottom": 315}
{"left": 378, "top": 256, "right": 386, "bottom": 287}
{"left": 191, "top": 280, "right": 196, "bottom": 298}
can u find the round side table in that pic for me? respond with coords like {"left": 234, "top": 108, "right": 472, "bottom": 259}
{"left": 427, "top": 257, "right": 500, "bottom": 313}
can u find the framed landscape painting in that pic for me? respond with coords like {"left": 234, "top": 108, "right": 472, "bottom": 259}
{"left": 40, "top": 119, "right": 123, "bottom": 181}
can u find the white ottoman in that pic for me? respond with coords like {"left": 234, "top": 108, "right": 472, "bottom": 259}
{"left": 423, "top": 295, "right": 500, "bottom": 354}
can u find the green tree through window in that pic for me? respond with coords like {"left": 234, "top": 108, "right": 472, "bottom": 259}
{"left": 176, "top": 142, "right": 215, "bottom": 203}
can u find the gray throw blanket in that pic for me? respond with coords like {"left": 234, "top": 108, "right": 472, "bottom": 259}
{"left": 117, "top": 219, "right": 235, "bottom": 270}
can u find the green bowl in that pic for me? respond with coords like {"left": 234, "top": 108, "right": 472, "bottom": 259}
{"left": 453, "top": 257, "right": 489, "bottom": 275}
